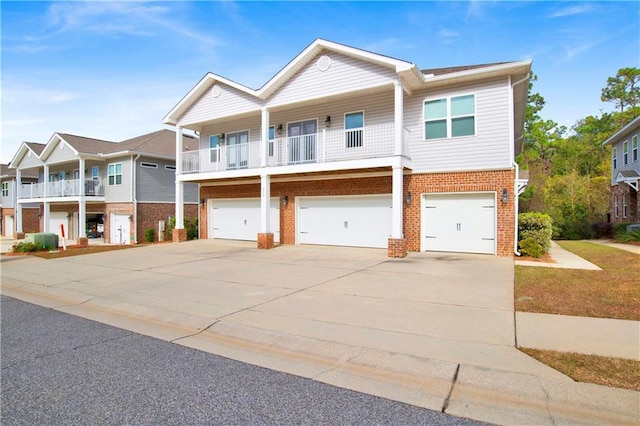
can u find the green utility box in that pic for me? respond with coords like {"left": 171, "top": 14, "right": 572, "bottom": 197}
{"left": 25, "top": 233, "right": 59, "bottom": 248}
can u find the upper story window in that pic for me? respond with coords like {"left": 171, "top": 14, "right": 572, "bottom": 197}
{"left": 2, "top": 182, "right": 8, "bottom": 197}
{"left": 108, "top": 163, "right": 122, "bottom": 185}
{"left": 92, "top": 166, "right": 100, "bottom": 181}
{"left": 424, "top": 94, "right": 475, "bottom": 140}
{"left": 632, "top": 135, "right": 638, "bottom": 162}
{"left": 612, "top": 147, "right": 618, "bottom": 170}
{"left": 209, "top": 135, "right": 221, "bottom": 163}
{"left": 345, "top": 111, "right": 364, "bottom": 148}
{"left": 268, "top": 126, "right": 275, "bottom": 157}
{"left": 623, "top": 140, "right": 629, "bottom": 165}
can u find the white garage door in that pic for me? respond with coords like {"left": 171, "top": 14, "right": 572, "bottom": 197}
{"left": 208, "top": 198, "right": 280, "bottom": 242}
{"left": 111, "top": 214, "right": 131, "bottom": 245}
{"left": 297, "top": 195, "right": 392, "bottom": 248}
{"left": 4, "top": 215, "right": 14, "bottom": 237}
{"left": 422, "top": 193, "right": 496, "bottom": 255}
{"left": 49, "top": 212, "right": 69, "bottom": 242}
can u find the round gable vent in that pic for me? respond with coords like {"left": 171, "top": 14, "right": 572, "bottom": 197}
{"left": 317, "top": 55, "right": 331, "bottom": 72}
{"left": 211, "top": 84, "right": 222, "bottom": 98}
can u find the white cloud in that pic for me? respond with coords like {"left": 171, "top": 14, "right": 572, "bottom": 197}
{"left": 437, "top": 29, "right": 461, "bottom": 45}
{"left": 548, "top": 4, "right": 594, "bottom": 19}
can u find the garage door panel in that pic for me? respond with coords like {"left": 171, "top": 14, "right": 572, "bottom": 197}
{"left": 298, "top": 195, "right": 392, "bottom": 249}
{"left": 422, "top": 193, "right": 495, "bottom": 255}
{"left": 209, "top": 198, "right": 279, "bottom": 243}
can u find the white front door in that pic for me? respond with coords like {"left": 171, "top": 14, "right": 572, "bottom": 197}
{"left": 49, "top": 212, "right": 69, "bottom": 243}
{"left": 296, "top": 194, "right": 392, "bottom": 248}
{"left": 208, "top": 198, "right": 280, "bottom": 242}
{"left": 422, "top": 193, "right": 496, "bottom": 255}
{"left": 4, "top": 215, "right": 14, "bottom": 237}
{"left": 111, "top": 214, "right": 131, "bottom": 245}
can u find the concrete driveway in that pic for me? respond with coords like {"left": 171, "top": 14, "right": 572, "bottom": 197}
{"left": 5, "top": 240, "right": 639, "bottom": 425}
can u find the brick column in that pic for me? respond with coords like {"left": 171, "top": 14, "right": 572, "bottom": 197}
{"left": 388, "top": 237, "right": 407, "bottom": 258}
{"left": 172, "top": 228, "right": 186, "bottom": 242}
{"left": 257, "top": 232, "right": 274, "bottom": 249}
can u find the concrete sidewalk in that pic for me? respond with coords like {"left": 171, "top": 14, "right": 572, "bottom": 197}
{"left": 1, "top": 240, "right": 638, "bottom": 425}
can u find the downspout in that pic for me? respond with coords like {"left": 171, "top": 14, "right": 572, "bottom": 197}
{"left": 511, "top": 73, "right": 529, "bottom": 256}
{"left": 132, "top": 154, "right": 141, "bottom": 243}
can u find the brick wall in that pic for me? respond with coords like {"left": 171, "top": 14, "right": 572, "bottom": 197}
{"left": 137, "top": 203, "right": 198, "bottom": 242}
{"left": 610, "top": 184, "right": 639, "bottom": 223}
{"left": 22, "top": 208, "right": 39, "bottom": 234}
{"left": 199, "top": 169, "right": 516, "bottom": 256}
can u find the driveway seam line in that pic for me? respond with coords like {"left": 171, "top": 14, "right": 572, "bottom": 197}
{"left": 441, "top": 363, "right": 460, "bottom": 413}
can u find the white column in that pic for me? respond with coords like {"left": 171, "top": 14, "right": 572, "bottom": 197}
{"left": 261, "top": 108, "right": 269, "bottom": 168}
{"left": 43, "top": 202, "right": 50, "bottom": 233}
{"left": 175, "top": 126, "right": 184, "bottom": 229}
{"left": 78, "top": 157, "right": 86, "bottom": 238}
{"left": 391, "top": 165, "right": 404, "bottom": 238}
{"left": 15, "top": 169, "right": 23, "bottom": 233}
{"left": 260, "top": 173, "right": 271, "bottom": 234}
{"left": 394, "top": 80, "right": 404, "bottom": 156}
{"left": 43, "top": 164, "right": 49, "bottom": 232}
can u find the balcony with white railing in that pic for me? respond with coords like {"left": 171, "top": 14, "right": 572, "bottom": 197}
{"left": 18, "top": 179, "right": 105, "bottom": 199}
{"left": 181, "top": 123, "right": 400, "bottom": 174}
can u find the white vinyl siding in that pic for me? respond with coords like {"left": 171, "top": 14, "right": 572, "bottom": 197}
{"left": 268, "top": 52, "right": 397, "bottom": 107}
{"left": 178, "top": 83, "right": 262, "bottom": 126}
{"left": 16, "top": 152, "right": 43, "bottom": 169}
{"left": 105, "top": 157, "right": 132, "bottom": 202}
{"left": 45, "top": 142, "right": 77, "bottom": 163}
{"left": 408, "top": 78, "right": 511, "bottom": 173}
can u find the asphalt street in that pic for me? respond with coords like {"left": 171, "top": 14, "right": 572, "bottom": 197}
{"left": 1, "top": 295, "right": 485, "bottom": 425}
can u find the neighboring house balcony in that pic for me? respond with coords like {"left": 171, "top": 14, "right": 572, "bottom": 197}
{"left": 180, "top": 124, "right": 411, "bottom": 177}
{"left": 18, "top": 179, "right": 105, "bottom": 200}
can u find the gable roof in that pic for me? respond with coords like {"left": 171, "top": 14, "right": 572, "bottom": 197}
{"left": 602, "top": 116, "right": 640, "bottom": 146}
{"left": 102, "top": 129, "right": 199, "bottom": 159}
{"left": 8, "top": 141, "right": 46, "bottom": 169}
{"left": 163, "top": 38, "right": 531, "bottom": 126}
{"left": 0, "top": 164, "right": 15, "bottom": 178}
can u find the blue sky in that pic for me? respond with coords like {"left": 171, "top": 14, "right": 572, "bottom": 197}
{"left": 1, "top": 1, "right": 638, "bottom": 163}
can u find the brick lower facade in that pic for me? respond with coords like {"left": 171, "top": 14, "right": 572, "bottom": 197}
{"left": 199, "top": 168, "right": 517, "bottom": 257}
{"left": 257, "top": 232, "right": 275, "bottom": 249}
{"left": 136, "top": 203, "right": 198, "bottom": 243}
{"left": 610, "top": 184, "right": 639, "bottom": 223}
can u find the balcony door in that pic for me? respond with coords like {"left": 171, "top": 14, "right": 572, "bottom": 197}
{"left": 288, "top": 120, "right": 317, "bottom": 164}
{"left": 226, "top": 131, "right": 249, "bottom": 169}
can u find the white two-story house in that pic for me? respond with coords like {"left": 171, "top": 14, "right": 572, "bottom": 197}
{"left": 163, "top": 39, "right": 530, "bottom": 257}
{"left": 603, "top": 115, "right": 640, "bottom": 224}
{"left": 9, "top": 129, "right": 199, "bottom": 245}
{"left": 1, "top": 160, "right": 40, "bottom": 238}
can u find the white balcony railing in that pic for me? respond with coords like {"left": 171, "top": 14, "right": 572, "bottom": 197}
{"left": 181, "top": 123, "right": 397, "bottom": 174}
{"left": 18, "top": 179, "right": 105, "bottom": 199}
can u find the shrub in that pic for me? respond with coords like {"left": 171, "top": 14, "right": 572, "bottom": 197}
{"left": 590, "top": 222, "right": 613, "bottom": 239}
{"left": 165, "top": 216, "right": 198, "bottom": 241}
{"left": 618, "top": 230, "right": 640, "bottom": 242}
{"left": 518, "top": 212, "right": 553, "bottom": 256}
{"left": 519, "top": 237, "right": 544, "bottom": 258}
{"left": 143, "top": 228, "right": 156, "bottom": 243}
{"left": 12, "top": 242, "right": 52, "bottom": 253}
{"left": 613, "top": 222, "right": 634, "bottom": 239}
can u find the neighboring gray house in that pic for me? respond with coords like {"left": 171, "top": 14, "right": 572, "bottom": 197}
{"left": 163, "top": 38, "right": 531, "bottom": 257}
{"left": 603, "top": 116, "right": 640, "bottom": 223}
{"left": 9, "top": 129, "right": 199, "bottom": 244}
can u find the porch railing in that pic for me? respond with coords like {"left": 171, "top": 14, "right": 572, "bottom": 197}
{"left": 18, "top": 179, "right": 105, "bottom": 199}
{"left": 181, "top": 123, "right": 397, "bottom": 174}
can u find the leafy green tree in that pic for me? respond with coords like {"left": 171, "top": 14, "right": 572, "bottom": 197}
{"left": 601, "top": 67, "right": 640, "bottom": 113}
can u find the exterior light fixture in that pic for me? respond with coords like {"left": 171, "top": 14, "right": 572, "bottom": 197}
{"left": 282, "top": 195, "right": 288, "bottom": 206}
{"left": 406, "top": 191, "right": 412, "bottom": 205}
{"left": 201, "top": 198, "right": 206, "bottom": 206}
{"left": 220, "top": 133, "right": 225, "bottom": 141}
{"left": 277, "top": 124, "right": 283, "bottom": 135}
{"left": 501, "top": 188, "right": 509, "bottom": 204}
{"left": 325, "top": 116, "right": 331, "bottom": 127}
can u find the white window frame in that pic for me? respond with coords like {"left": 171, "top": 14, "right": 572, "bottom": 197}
{"left": 612, "top": 147, "right": 618, "bottom": 170}
{"left": 344, "top": 111, "right": 365, "bottom": 148}
{"left": 268, "top": 126, "right": 275, "bottom": 157}
{"left": 632, "top": 135, "right": 638, "bottom": 162}
{"left": 614, "top": 194, "right": 619, "bottom": 218}
{"left": 209, "top": 134, "right": 221, "bottom": 163}
{"left": 92, "top": 166, "right": 100, "bottom": 181}
{"left": 140, "top": 162, "right": 158, "bottom": 169}
{"left": 423, "top": 93, "right": 476, "bottom": 140}
{"left": 622, "top": 193, "right": 628, "bottom": 218}
{"left": 1, "top": 182, "right": 8, "bottom": 197}
{"left": 108, "top": 163, "right": 122, "bottom": 186}
{"left": 623, "top": 140, "right": 629, "bottom": 165}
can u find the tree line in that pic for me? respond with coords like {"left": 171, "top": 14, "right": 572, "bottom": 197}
{"left": 518, "top": 67, "right": 640, "bottom": 239}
